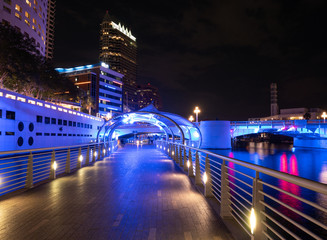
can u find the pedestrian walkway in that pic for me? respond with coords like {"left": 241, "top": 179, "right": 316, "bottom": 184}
{"left": 0, "top": 144, "right": 234, "bottom": 240}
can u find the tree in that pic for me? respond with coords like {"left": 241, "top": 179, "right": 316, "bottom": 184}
{"left": 0, "top": 24, "right": 77, "bottom": 101}
{"left": 303, "top": 112, "right": 311, "bottom": 120}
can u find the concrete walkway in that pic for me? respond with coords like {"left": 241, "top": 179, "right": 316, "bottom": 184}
{"left": 0, "top": 144, "right": 233, "bottom": 240}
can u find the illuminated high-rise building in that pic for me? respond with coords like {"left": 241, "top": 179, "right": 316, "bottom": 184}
{"left": 137, "top": 83, "right": 162, "bottom": 110}
{"left": 99, "top": 11, "right": 138, "bottom": 111}
{"left": 0, "top": 0, "right": 55, "bottom": 59}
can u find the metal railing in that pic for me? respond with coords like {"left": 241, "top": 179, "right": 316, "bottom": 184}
{"left": 0, "top": 141, "right": 118, "bottom": 197}
{"left": 156, "top": 141, "right": 327, "bottom": 240}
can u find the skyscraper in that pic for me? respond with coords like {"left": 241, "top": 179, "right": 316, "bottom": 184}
{"left": 99, "top": 11, "right": 138, "bottom": 112}
{"left": 270, "top": 83, "right": 279, "bottom": 116}
{"left": 0, "top": 0, "right": 56, "bottom": 59}
{"left": 137, "top": 83, "right": 162, "bottom": 110}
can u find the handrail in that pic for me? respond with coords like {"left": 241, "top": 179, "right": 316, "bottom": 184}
{"left": 172, "top": 142, "right": 327, "bottom": 195}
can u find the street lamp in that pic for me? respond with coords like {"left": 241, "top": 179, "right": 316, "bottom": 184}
{"left": 322, "top": 112, "right": 327, "bottom": 123}
{"left": 194, "top": 106, "right": 201, "bottom": 123}
{"left": 189, "top": 115, "right": 194, "bottom": 122}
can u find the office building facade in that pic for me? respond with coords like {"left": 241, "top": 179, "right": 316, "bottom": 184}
{"left": 56, "top": 63, "right": 124, "bottom": 117}
{"left": 137, "top": 83, "right": 162, "bottom": 110}
{"left": 99, "top": 11, "right": 138, "bottom": 111}
{"left": 0, "top": 0, "right": 55, "bottom": 58}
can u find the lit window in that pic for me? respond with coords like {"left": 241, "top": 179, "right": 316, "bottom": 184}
{"left": 32, "top": 18, "right": 36, "bottom": 24}
{"left": 39, "top": 6, "right": 42, "bottom": 12}
{"left": 15, "top": 12, "right": 22, "bottom": 20}
{"left": 15, "top": 4, "right": 22, "bottom": 12}
{"left": 41, "top": 36, "right": 44, "bottom": 41}
{"left": 38, "top": 24, "right": 41, "bottom": 29}
{"left": 34, "top": 0, "right": 38, "bottom": 6}
{"left": 32, "top": 25, "right": 36, "bottom": 31}
{"left": 38, "top": 13, "right": 42, "bottom": 19}
{"left": 3, "top": 6, "right": 11, "bottom": 13}
{"left": 33, "top": 6, "right": 37, "bottom": 13}
{"left": 25, "top": 19, "right": 30, "bottom": 26}
{"left": 26, "top": 0, "right": 31, "bottom": 7}
{"left": 25, "top": 11, "right": 30, "bottom": 19}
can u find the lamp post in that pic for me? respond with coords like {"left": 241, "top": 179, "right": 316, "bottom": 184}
{"left": 194, "top": 106, "right": 201, "bottom": 123}
{"left": 322, "top": 112, "right": 327, "bottom": 123}
{"left": 189, "top": 115, "right": 194, "bottom": 122}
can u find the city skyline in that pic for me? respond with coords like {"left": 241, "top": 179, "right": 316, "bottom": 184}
{"left": 54, "top": 0, "right": 327, "bottom": 121}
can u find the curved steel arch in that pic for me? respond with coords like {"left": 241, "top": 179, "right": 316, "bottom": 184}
{"left": 97, "top": 111, "right": 187, "bottom": 145}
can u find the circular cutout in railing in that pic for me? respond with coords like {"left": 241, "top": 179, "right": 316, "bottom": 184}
{"left": 29, "top": 123, "right": 34, "bottom": 132}
{"left": 18, "top": 122, "right": 24, "bottom": 131}
{"left": 28, "top": 137, "right": 34, "bottom": 146}
{"left": 17, "top": 137, "right": 23, "bottom": 146}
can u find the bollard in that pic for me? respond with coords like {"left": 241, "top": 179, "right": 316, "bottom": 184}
{"left": 204, "top": 154, "right": 213, "bottom": 197}
{"left": 85, "top": 146, "right": 90, "bottom": 165}
{"left": 77, "top": 147, "right": 82, "bottom": 169}
{"left": 49, "top": 150, "right": 56, "bottom": 180}
{"left": 25, "top": 152, "right": 34, "bottom": 189}
{"left": 252, "top": 171, "right": 266, "bottom": 240}
{"left": 188, "top": 148, "right": 194, "bottom": 177}
{"left": 195, "top": 151, "right": 201, "bottom": 184}
{"left": 65, "top": 148, "right": 71, "bottom": 173}
{"left": 220, "top": 160, "right": 232, "bottom": 218}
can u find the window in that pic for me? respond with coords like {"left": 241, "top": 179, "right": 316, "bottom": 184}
{"left": 36, "top": 132, "right": 42, "bottom": 136}
{"left": 26, "top": 0, "right": 31, "bottom": 7}
{"left": 45, "top": 117, "right": 50, "bottom": 124}
{"left": 4, "top": 0, "right": 11, "bottom": 5}
{"left": 68, "top": 134, "right": 72, "bottom": 136}
{"left": 25, "top": 11, "right": 30, "bottom": 19}
{"left": 6, "top": 132, "right": 15, "bottom": 136}
{"left": 63, "top": 133, "right": 67, "bottom": 136}
{"left": 73, "top": 121, "right": 76, "bottom": 127}
{"left": 15, "top": 4, "right": 22, "bottom": 12}
{"left": 15, "top": 12, "right": 22, "bottom": 20}
{"left": 25, "top": 19, "right": 30, "bottom": 26}
{"left": 51, "top": 118, "right": 56, "bottom": 124}
{"left": 36, "top": 115, "right": 42, "bottom": 123}
{"left": 3, "top": 6, "right": 11, "bottom": 13}
{"left": 51, "top": 133, "right": 55, "bottom": 136}
{"left": 77, "top": 122, "right": 80, "bottom": 127}
{"left": 6, "top": 111, "right": 15, "bottom": 120}
{"left": 81, "top": 123, "right": 84, "bottom": 128}
{"left": 63, "top": 120, "right": 67, "bottom": 126}
{"left": 58, "top": 119, "right": 62, "bottom": 125}
{"left": 32, "top": 18, "right": 36, "bottom": 24}
{"left": 0, "top": 109, "right": 2, "bottom": 118}
{"left": 69, "top": 121, "right": 72, "bottom": 126}
{"left": 58, "top": 133, "right": 62, "bottom": 136}
{"left": 44, "top": 133, "right": 50, "bottom": 136}
{"left": 34, "top": 0, "right": 38, "bottom": 6}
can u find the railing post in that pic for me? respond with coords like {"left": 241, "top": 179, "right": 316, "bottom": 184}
{"left": 174, "top": 145, "right": 178, "bottom": 163}
{"left": 252, "top": 171, "right": 267, "bottom": 240}
{"left": 25, "top": 152, "right": 33, "bottom": 189}
{"left": 188, "top": 148, "right": 194, "bottom": 177}
{"left": 85, "top": 146, "right": 90, "bottom": 165}
{"left": 183, "top": 147, "right": 188, "bottom": 172}
{"left": 92, "top": 145, "right": 96, "bottom": 163}
{"left": 49, "top": 150, "right": 56, "bottom": 180}
{"left": 65, "top": 148, "right": 71, "bottom": 173}
{"left": 97, "top": 144, "right": 101, "bottom": 160}
{"left": 195, "top": 151, "right": 201, "bottom": 184}
{"left": 179, "top": 146, "right": 183, "bottom": 167}
{"left": 77, "top": 147, "right": 82, "bottom": 169}
{"left": 204, "top": 154, "right": 213, "bottom": 197}
{"left": 220, "top": 160, "right": 232, "bottom": 218}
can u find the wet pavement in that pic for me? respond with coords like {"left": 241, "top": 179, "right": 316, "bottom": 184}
{"left": 0, "top": 144, "right": 233, "bottom": 240}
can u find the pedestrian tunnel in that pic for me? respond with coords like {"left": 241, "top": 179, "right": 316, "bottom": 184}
{"left": 96, "top": 104, "right": 202, "bottom": 148}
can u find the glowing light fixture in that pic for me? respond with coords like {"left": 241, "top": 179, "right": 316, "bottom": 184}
{"left": 172, "top": 151, "right": 175, "bottom": 155}
{"left": 79, "top": 155, "right": 83, "bottom": 162}
{"left": 250, "top": 208, "right": 256, "bottom": 234}
{"left": 94, "top": 152, "right": 97, "bottom": 157}
{"left": 194, "top": 106, "right": 201, "bottom": 123}
{"left": 103, "top": 149, "right": 106, "bottom": 154}
{"left": 322, "top": 112, "right": 327, "bottom": 123}
{"left": 53, "top": 161, "right": 57, "bottom": 171}
{"left": 203, "top": 172, "right": 207, "bottom": 184}
{"left": 187, "top": 161, "right": 190, "bottom": 168}
{"left": 189, "top": 115, "right": 194, "bottom": 122}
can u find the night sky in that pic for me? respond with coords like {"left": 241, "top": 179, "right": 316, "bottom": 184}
{"left": 54, "top": 0, "right": 327, "bottom": 121}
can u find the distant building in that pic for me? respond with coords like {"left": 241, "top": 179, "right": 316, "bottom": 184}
{"left": 56, "top": 63, "right": 123, "bottom": 117}
{"left": 99, "top": 11, "right": 138, "bottom": 112}
{"left": 0, "top": 0, "right": 56, "bottom": 58}
{"left": 270, "top": 83, "right": 279, "bottom": 116}
{"left": 137, "top": 83, "right": 162, "bottom": 110}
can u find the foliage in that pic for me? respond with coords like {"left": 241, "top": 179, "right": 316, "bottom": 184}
{"left": 0, "top": 24, "right": 77, "bottom": 100}
{"left": 303, "top": 112, "right": 311, "bottom": 120}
